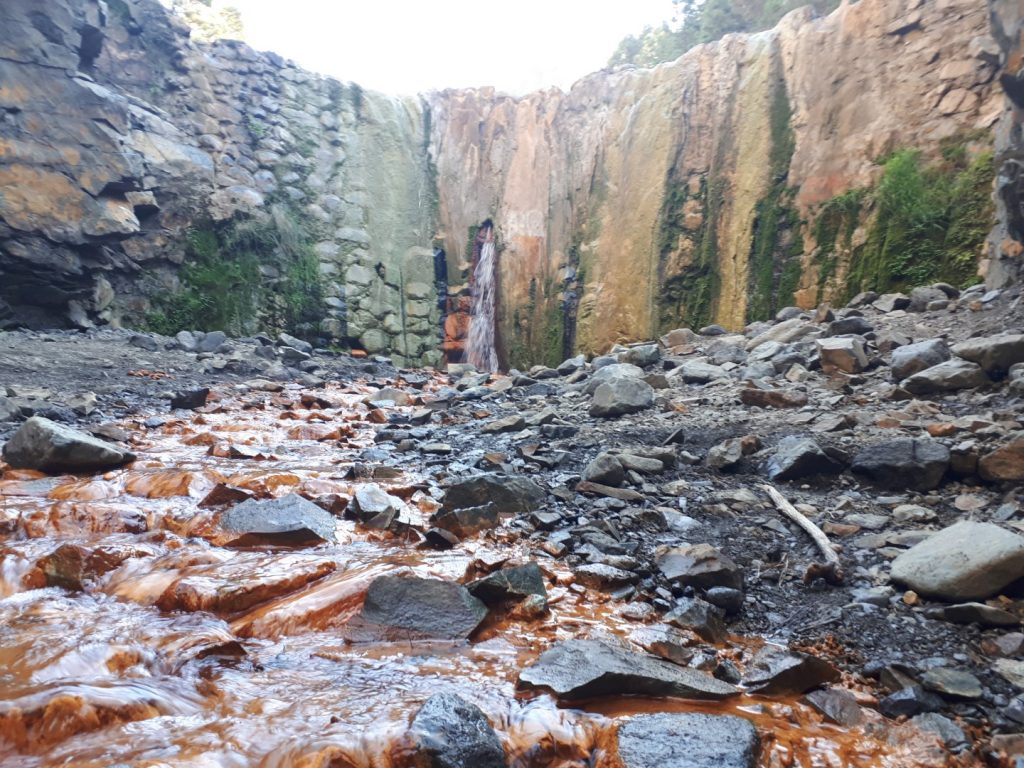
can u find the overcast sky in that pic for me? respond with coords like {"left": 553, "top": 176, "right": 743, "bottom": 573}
{"left": 226, "top": 0, "right": 676, "bottom": 96}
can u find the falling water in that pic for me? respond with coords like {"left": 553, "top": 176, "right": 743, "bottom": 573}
{"left": 466, "top": 224, "right": 499, "bottom": 371}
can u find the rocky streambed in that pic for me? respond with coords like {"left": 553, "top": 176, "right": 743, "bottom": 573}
{"left": 2, "top": 284, "right": 1024, "bottom": 765}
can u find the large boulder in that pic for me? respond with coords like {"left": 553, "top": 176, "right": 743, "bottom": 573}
{"left": 356, "top": 575, "right": 488, "bottom": 639}
{"left": 590, "top": 378, "right": 654, "bottom": 418}
{"left": 816, "top": 337, "right": 867, "bottom": 374}
{"left": 741, "top": 645, "right": 839, "bottom": 696}
{"left": 221, "top": 494, "right": 338, "bottom": 545}
{"left": 468, "top": 563, "right": 547, "bottom": 605}
{"left": 765, "top": 437, "right": 843, "bottom": 481}
{"left": 518, "top": 639, "right": 737, "bottom": 701}
{"left": 656, "top": 544, "right": 742, "bottom": 590}
{"left": 582, "top": 363, "right": 644, "bottom": 395}
{"left": 952, "top": 334, "right": 1024, "bottom": 374}
{"left": 901, "top": 359, "right": 989, "bottom": 395}
{"left": 408, "top": 693, "right": 506, "bottom": 768}
{"left": 890, "top": 521, "right": 1024, "bottom": 600}
{"left": 442, "top": 475, "right": 545, "bottom": 515}
{"left": 980, "top": 435, "right": 1024, "bottom": 481}
{"left": 850, "top": 438, "right": 949, "bottom": 491}
{"left": 616, "top": 713, "right": 759, "bottom": 768}
{"left": 891, "top": 339, "right": 951, "bottom": 380}
{"left": 1, "top": 416, "right": 135, "bottom": 473}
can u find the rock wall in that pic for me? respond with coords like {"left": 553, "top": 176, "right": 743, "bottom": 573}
{"left": 0, "top": 0, "right": 441, "bottom": 366}
{"left": 429, "top": 0, "right": 1000, "bottom": 364}
{"left": 986, "top": 0, "right": 1024, "bottom": 287}
{"left": 0, "top": 0, "right": 1011, "bottom": 369}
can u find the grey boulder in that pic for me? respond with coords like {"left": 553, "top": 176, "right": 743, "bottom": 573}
{"left": 850, "top": 438, "right": 949, "bottom": 491}
{"left": 409, "top": 693, "right": 506, "bottom": 768}
{"left": 221, "top": 494, "right": 338, "bottom": 545}
{"left": 590, "top": 378, "right": 654, "bottom": 418}
{"left": 357, "top": 575, "right": 488, "bottom": 639}
{"left": 2, "top": 416, "right": 135, "bottom": 473}
{"left": 616, "top": 712, "right": 759, "bottom": 768}
{"left": 901, "top": 359, "right": 988, "bottom": 395}
{"left": 890, "top": 339, "right": 950, "bottom": 380}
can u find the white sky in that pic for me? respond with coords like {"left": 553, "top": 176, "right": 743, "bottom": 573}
{"left": 225, "top": 0, "right": 676, "bottom": 96}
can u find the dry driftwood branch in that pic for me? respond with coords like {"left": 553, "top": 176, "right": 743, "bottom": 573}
{"left": 760, "top": 483, "right": 844, "bottom": 585}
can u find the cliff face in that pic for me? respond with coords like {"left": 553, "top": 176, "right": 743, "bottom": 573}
{"left": 0, "top": 0, "right": 1012, "bottom": 368}
{"left": 429, "top": 0, "right": 1000, "bottom": 363}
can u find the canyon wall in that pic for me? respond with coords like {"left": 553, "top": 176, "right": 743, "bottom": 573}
{"left": 0, "top": 0, "right": 1015, "bottom": 369}
{"left": 430, "top": 0, "right": 1001, "bottom": 364}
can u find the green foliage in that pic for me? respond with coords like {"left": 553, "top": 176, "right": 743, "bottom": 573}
{"left": 609, "top": 0, "right": 841, "bottom": 68}
{"left": 811, "top": 187, "right": 864, "bottom": 299}
{"left": 845, "top": 146, "right": 994, "bottom": 297}
{"left": 145, "top": 205, "right": 324, "bottom": 338}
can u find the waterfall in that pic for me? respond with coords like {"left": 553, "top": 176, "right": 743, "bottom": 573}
{"left": 466, "top": 224, "right": 499, "bottom": 371}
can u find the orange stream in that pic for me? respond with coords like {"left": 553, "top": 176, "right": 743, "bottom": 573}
{"left": 0, "top": 381, "right": 962, "bottom": 766}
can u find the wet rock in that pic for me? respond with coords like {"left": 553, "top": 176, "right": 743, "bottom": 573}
{"left": 656, "top": 544, "right": 742, "bottom": 590}
{"left": 902, "top": 359, "right": 989, "bottom": 394}
{"left": 980, "top": 436, "right": 1024, "bottom": 481}
{"left": 351, "top": 484, "right": 402, "bottom": 526}
{"left": 664, "top": 597, "right": 726, "bottom": 643}
{"left": 365, "top": 387, "right": 414, "bottom": 407}
{"left": 442, "top": 475, "right": 545, "bottom": 515}
{"left": 518, "top": 639, "right": 737, "bottom": 701}
{"left": 468, "top": 563, "right": 547, "bottom": 605}
{"left": 765, "top": 436, "right": 843, "bottom": 481}
{"left": 910, "top": 713, "right": 968, "bottom": 751}
{"left": 590, "top": 378, "right": 654, "bottom": 418}
{"left": 2, "top": 416, "right": 136, "bottom": 473}
{"left": 557, "top": 354, "right": 586, "bottom": 375}
{"left": 739, "top": 386, "right": 808, "bottom": 409}
{"left": 952, "top": 333, "right": 1024, "bottom": 374}
{"left": 741, "top": 645, "right": 839, "bottom": 696}
{"left": 879, "top": 686, "right": 944, "bottom": 718}
{"left": 920, "top": 667, "right": 982, "bottom": 700}
{"left": 430, "top": 505, "right": 501, "bottom": 537}
{"left": 574, "top": 563, "right": 638, "bottom": 591}
{"left": 817, "top": 337, "right": 868, "bottom": 374}
{"left": 170, "top": 387, "right": 210, "bottom": 410}
{"left": 707, "top": 435, "right": 761, "bottom": 470}
{"left": 584, "top": 453, "right": 625, "bottom": 487}
{"left": 616, "top": 712, "right": 759, "bottom": 768}
{"left": 409, "top": 693, "right": 506, "bottom": 768}
{"left": 221, "top": 494, "right": 338, "bottom": 546}
{"left": 704, "top": 586, "right": 744, "bottom": 615}
{"left": 891, "top": 339, "right": 951, "bottom": 380}
{"left": 890, "top": 521, "right": 1024, "bottom": 600}
{"left": 925, "top": 602, "right": 1020, "bottom": 627}
{"left": 850, "top": 438, "right": 949, "bottom": 491}
{"left": 803, "top": 688, "right": 864, "bottom": 726}
{"left": 424, "top": 528, "right": 461, "bottom": 549}
{"left": 38, "top": 543, "right": 144, "bottom": 590}
{"left": 357, "top": 575, "right": 488, "bottom": 640}
{"left": 482, "top": 414, "right": 526, "bottom": 434}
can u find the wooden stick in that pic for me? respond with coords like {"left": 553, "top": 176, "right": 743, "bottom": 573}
{"left": 760, "top": 483, "right": 844, "bottom": 585}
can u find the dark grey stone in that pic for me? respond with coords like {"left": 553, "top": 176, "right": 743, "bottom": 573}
{"left": 221, "top": 493, "right": 338, "bottom": 545}
{"left": 358, "top": 575, "right": 488, "bottom": 639}
{"left": 616, "top": 712, "right": 758, "bottom": 768}
{"left": 2, "top": 416, "right": 135, "bottom": 473}
{"left": 409, "top": 693, "right": 507, "bottom": 768}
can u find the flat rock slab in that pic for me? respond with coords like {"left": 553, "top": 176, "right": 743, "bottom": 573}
{"left": 850, "top": 438, "right": 949, "bottom": 491}
{"left": 616, "top": 712, "right": 759, "bottom": 768}
{"left": 890, "top": 520, "right": 1024, "bottom": 600}
{"left": 742, "top": 644, "right": 839, "bottom": 696}
{"left": 221, "top": 494, "right": 338, "bottom": 546}
{"left": 442, "top": 475, "right": 545, "bottom": 515}
{"left": 2, "top": 416, "right": 136, "bottom": 473}
{"left": 409, "top": 693, "right": 507, "bottom": 768}
{"left": 356, "top": 575, "right": 488, "bottom": 640}
{"left": 468, "top": 563, "right": 547, "bottom": 605}
{"left": 518, "top": 639, "right": 737, "bottom": 701}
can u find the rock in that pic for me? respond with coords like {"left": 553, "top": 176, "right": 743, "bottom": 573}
{"left": 575, "top": 481, "right": 644, "bottom": 501}
{"left": 890, "top": 521, "right": 1024, "bottom": 600}
{"left": 980, "top": 436, "right": 1024, "bottom": 481}
{"left": 221, "top": 494, "right": 338, "bottom": 545}
{"left": 1, "top": 416, "right": 136, "bottom": 473}
{"left": 850, "top": 438, "right": 949, "bottom": 491}
{"left": 482, "top": 414, "right": 526, "bottom": 434}
{"left": 891, "top": 339, "right": 951, "bottom": 380}
{"left": 365, "top": 387, "right": 414, "bottom": 407}
{"left": 357, "top": 575, "right": 488, "bottom": 639}
{"left": 902, "top": 359, "right": 989, "bottom": 394}
{"left": 557, "top": 354, "right": 586, "bottom": 375}
{"left": 170, "top": 387, "right": 210, "bottom": 410}
{"left": 803, "top": 688, "right": 864, "bottom": 726}
{"left": 468, "top": 563, "right": 547, "bottom": 605}
{"left": 676, "top": 361, "right": 730, "bottom": 384}
{"left": 277, "top": 332, "right": 313, "bottom": 355}
{"left": 590, "top": 378, "right": 654, "bottom": 418}
{"left": 925, "top": 602, "right": 1020, "bottom": 626}
{"left": 704, "top": 586, "right": 744, "bottom": 615}
{"left": 617, "top": 454, "right": 664, "bottom": 473}
{"left": 583, "top": 363, "right": 645, "bottom": 394}
{"left": 742, "top": 645, "right": 839, "bottom": 696}
{"left": 920, "top": 667, "right": 983, "bottom": 700}
{"left": 584, "top": 453, "right": 625, "bottom": 486}
{"left": 574, "top": 563, "right": 638, "bottom": 590}
{"left": 665, "top": 597, "right": 727, "bottom": 643}
{"left": 995, "top": 659, "right": 1024, "bottom": 688}
{"left": 707, "top": 435, "right": 761, "bottom": 470}
{"left": 765, "top": 436, "right": 843, "bottom": 481}
{"left": 817, "top": 337, "right": 868, "bottom": 374}
{"left": 408, "top": 693, "right": 506, "bottom": 768}
{"left": 879, "top": 686, "right": 944, "bottom": 718}
{"left": 661, "top": 328, "right": 698, "bottom": 347}
{"left": 616, "top": 713, "right": 759, "bottom": 768}
{"left": 910, "top": 713, "right": 968, "bottom": 751}
{"left": 873, "top": 293, "right": 911, "bottom": 312}
{"left": 620, "top": 344, "right": 661, "bottom": 367}
{"left": 746, "top": 319, "right": 816, "bottom": 351}
{"left": 739, "top": 386, "right": 808, "bottom": 409}
{"left": 430, "top": 505, "right": 501, "bottom": 537}
{"left": 952, "top": 333, "right": 1024, "bottom": 374}
{"left": 656, "top": 544, "right": 743, "bottom": 590}
{"left": 197, "top": 331, "right": 228, "bottom": 353}
{"left": 443, "top": 475, "right": 545, "bottom": 515}
{"left": 827, "top": 317, "right": 874, "bottom": 336}
{"left": 129, "top": 333, "right": 159, "bottom": 351}
{"left": 518, "top": 640, "right": 738, "bottom": 701}
{"left": 908, "top": 286, "right": 949, "bottom": 312}
{"left": 351, "top": 483, "right": 402, "bottom": 525}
